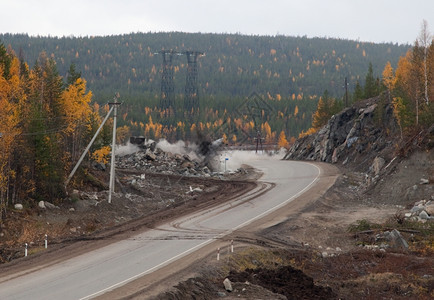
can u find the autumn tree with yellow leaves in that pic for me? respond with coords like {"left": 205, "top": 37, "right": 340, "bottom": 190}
{"left": 277, "top": 131, "right": 289, "bottom": 149}
{"left": 0, "top": 44, "right": 23, "bottom": 217}
{"left": 383, "top": 21, "right": 434, "bottom": 133}
{"left": 61, "top": 77, "right": 94, "bottom": 166}
{"left": 312, "top": 90, "right": 342, "bottom": 130}
{"left": 0, "top": 43, "right": 107, "bottom": 219}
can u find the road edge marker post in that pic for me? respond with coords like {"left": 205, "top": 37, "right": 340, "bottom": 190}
{"left": 231, "top": 240, "right": 234, "bottom": 253}
{"left": 25, "top": 243, "right": 28, "bottom": 257}
{"left": 217, "top": 247, "right": 220, "bottom": 261}
{"left": 45, "top": 234, "right": 48, "bottom": 249}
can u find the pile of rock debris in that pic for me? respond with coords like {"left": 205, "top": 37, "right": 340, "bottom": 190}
{"left": 116, "top": 138, "right": 247, "bottom": 179}
{"left": 403, "top": 198, "right": 434, "bottom": 222}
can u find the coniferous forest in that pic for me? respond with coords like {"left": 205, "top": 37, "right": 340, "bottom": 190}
{"left": 1, "top": 32, "right": 410, "bottom": 141}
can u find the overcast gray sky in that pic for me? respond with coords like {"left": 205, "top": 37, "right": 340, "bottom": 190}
{"left": 1, "top": 0, "right": 433, "bottom": 45}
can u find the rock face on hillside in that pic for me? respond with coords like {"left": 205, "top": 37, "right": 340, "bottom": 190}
{"left": 284, "top": 97, "right": 397, "bottom": 172}
{"left": 284, "top": 96, "right": 434, "bottom": 207}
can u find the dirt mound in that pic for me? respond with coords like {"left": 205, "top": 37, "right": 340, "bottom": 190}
{"left": 154, "top": 276, "right": 288, "bottom": 300}
{"left": 228, "top": 266, "right": 336, "bottom": 300}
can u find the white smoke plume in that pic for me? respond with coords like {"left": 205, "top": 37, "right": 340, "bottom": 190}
{"left": 116, "top": 142, "right": 140, "bottom": 156}
{"left": 156, "top": 139, "right": 203, "bottom": 161}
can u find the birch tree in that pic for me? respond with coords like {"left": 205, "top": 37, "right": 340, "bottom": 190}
{"left": 418, "top": 20, "right": 431, "bottom": 105}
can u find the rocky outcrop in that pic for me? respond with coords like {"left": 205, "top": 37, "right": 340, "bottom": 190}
{"left": 284, "top": 97, "right": 396, "bottom": 173}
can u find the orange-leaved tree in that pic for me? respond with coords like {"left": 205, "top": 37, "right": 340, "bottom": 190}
{"left": 0, "top": 50, "right": 23, "bottom": 217}
{"left": 60, "top": 77, "right": 93, "bottom": 167}
{"left": 277, "top": 131, "right": 289, "bottom": 149}
{"left": 390, "top": 28, "right": 434, "bottom": 131}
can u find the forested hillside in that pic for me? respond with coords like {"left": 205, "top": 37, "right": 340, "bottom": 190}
{"left": 0, "top": 32, "right": 409, "bottom": 141}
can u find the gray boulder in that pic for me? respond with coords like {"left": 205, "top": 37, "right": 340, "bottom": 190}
{"left": 425, "top": 203, "right": 434, "bottom": 215}
{"left": 44, "top": 201, "right": 59, "bottom": 209}
{"left": 419, "top": 210, "right": 429, "bottom": 220}
{"left": 386, "top": 229, "right": 409, "bottom": 249}
{"left": 223, "top": 278, "right": 233, "bottom": 292}
{"left": 410, "top": 205, "right": 424, "bottom": 214}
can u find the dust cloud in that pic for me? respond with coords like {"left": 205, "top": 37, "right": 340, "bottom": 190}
{"left": 119, "top": 138, "right": 286, "bottom": 172}
{"left": 212, "top": 149, "right": 285, "bottom": 172}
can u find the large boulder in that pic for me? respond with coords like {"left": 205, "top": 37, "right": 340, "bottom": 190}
{"left": 386, "top": 229, "right": 409, "bottom": 250}
{"left": 419, "top": 210, "right": 429, "bottom": 220}
{"left": 223, "top": 278, "right": 233, "bottom": 292}
{"left": 425, "top": 202, "right": 434, "bottom": 215}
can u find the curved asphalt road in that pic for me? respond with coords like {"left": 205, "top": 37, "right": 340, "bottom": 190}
{"left": 0, "top": 157, "right": 320, "bottom": 300}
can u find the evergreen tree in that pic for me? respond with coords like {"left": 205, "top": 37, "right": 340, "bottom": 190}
{"left": 353, "top": 80, "right": 364, "bottom": 101}
{"left": 66, "top": 63, "right": 82, "bottom": 87}
{"left": 18, "top": 48, "right": 29, "bottom": 81}
{"left": 0, "top": 42, "right": 12, "bottom": 79}
{"left": 364, "top": 62, "right": 378, "bottom": 98}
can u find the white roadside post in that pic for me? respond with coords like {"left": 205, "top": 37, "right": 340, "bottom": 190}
{"left": 217, "top": 247, "right": 220, "bottom": 261}
{"left": 45, "top": 234, "right": 48, "bottom": 249}
{"left": 231, "top": 240, "right": 234, "bottom": 253}
{"left": 24, "top": 243, "right": 28, "bottom": 257}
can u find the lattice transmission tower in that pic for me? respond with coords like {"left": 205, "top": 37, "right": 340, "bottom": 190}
{"left": 155, "top": 50, "right": 179, "bottom": 113}
{"left": 183, "top": 51, "right": 204, "bottom": 112}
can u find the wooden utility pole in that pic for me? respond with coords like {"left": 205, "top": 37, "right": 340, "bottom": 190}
{"left": 108, "top": 94, "right": 121, "bottom": 204}
{"left": 65, "top": 94, "right": 122, "bottom": 206}
{"left": 344, "top": 77, "right": 349, "bottom": 107}
{"left": 65, "top": 105, "right": 115, "bottom": 187}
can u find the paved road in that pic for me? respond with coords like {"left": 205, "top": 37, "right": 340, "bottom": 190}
{"left": 0, "top": 157, "right": 320, "bottom": 300}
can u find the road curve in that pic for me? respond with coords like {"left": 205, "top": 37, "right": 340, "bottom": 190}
{"left": 0, "top": 157, "right": 322, "bottom": 300}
